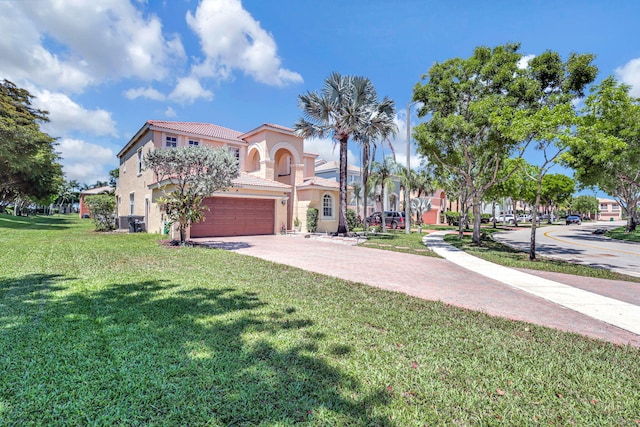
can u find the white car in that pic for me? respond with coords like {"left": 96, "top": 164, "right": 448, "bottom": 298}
{"left": 491, "top": 214, "right": 515, "bottom": 224}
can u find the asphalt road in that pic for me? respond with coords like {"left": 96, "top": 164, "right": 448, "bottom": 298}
{"left": 492, "top": 221, "right": 640, "bottom": 278}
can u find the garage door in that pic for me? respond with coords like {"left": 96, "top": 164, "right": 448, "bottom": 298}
{"left": 190, "top": 197, "right": 275, "bottom": 237}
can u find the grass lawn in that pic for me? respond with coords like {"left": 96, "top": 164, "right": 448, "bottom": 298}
{"left": 359, "top": 230, "right": 438, "bottom": 257}
{"left": 606, "top": 226, "right": 640, "bottom": 243}
{"left": 1, "top": 214, "right": 639, "bottom": 426}
{"left": 443, "top": 231, "right": 640, "bottom": 283}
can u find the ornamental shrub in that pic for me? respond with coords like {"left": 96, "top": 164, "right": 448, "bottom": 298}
{"left": 85, "top": 194, "right": 116, "bottom": 231}
{"left": 306, "top": 207, "right": 318, "bottom": 232}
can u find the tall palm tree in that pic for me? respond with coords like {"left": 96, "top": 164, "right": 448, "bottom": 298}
{"left": 295, "top": 72, "right": 397, "bottom": 234}
{"left": 350, "top": 180, "right": 363, "bottom": 220}
{"left": 370, "top": 156, "right": 399, "bottom": 231}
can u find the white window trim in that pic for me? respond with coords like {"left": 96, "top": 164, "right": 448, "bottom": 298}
{"left": 166, "top": 135, "right": 178, "bottom": 148}
{"left": 137, "top": 149, "right": 143, "bottom": 175}
{"left": 129, "top": 192, "right": 135, "bottom": 216}
{"left": 321, "top": 193, "right": 335, "bottom": 219}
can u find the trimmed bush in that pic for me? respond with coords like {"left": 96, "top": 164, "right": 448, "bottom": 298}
{"left": 346, "top": 208, "right": 359, "bottom": 231}
{"left": 306, "top": 207, "right": 318, "bottom": 232}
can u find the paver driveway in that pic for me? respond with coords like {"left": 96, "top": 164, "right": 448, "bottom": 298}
{"left": 192, "top": 234, "right": 640, "bottom": 347}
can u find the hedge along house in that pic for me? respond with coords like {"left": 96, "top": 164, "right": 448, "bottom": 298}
{"left": 116, "top": 120, "right": 341, "bottom": 238}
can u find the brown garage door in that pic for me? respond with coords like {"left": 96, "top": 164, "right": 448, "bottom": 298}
{"left": 190, "top": 197, "right": 275, "bottom": 237}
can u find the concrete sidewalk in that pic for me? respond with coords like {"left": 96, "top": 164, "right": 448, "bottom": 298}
{"left": 423, "top": 231, "right": 640, "bottom": 337}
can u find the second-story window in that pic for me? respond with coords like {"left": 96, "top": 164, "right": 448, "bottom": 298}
{"left": 166, "top": 136, "right": 177, "bottom": 148}
{"left": 231, "top": 147, "right": 240, "bottom": 163}
{"left": 137, "top": 149, "right": 143, "bottom": 174}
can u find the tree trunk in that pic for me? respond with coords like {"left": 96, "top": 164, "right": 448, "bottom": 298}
{"left": 362, "top": 144, "right": 370, "bottom": 236}
{"left": 380, "top": 183, "right": 387, "bottom": 232}
{"left": 337, "top": 137, "right": 349, "bottom": 234}
{"left": 529, "top": 176, "right": 544, "bottom": 260}
{"left": 491, "top": 201, "right": 497, "bottom": 228}
{"left": 472, "top": 196, "right": 482, "bottom": 245}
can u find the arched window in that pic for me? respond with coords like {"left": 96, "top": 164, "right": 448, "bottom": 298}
{"left": 322, "top": 194, "right": 333, "bottom": 218}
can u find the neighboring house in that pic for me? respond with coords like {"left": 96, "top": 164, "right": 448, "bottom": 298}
{"left": 115, "top": 120, "right": 340, "bottom": 238}
{"left": 598, "top": 198, "right": 623, "bottom": 221}
{"left": 314, "top": 160, "right": 447, "bottom": 225}
{"left": 78, "top": 185, "right": 114, "bottom": 218}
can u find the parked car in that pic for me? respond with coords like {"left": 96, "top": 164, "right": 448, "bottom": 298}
{"left": 566, "top": 215, "right": 582, "bottom": 225}
{"left": 491, "top": 214, "right": 515, "bottom": 224}
{"left": 365, "top": 211, "right": 405, "bottom": 229}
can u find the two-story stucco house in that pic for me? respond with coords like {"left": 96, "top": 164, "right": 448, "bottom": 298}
{"left": 116, "top": 120, "right": 341, "bottom": 238}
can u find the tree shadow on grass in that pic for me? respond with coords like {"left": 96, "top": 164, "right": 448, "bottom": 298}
{"left": 0, "top": 214, "right": 72, "bottom": 230}
{"left": 0, "top": 274, "right": 394, "bottom": 426}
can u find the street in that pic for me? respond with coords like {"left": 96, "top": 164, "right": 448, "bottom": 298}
{"left": 492, "top": 221, "right": 640, "bottom": 278}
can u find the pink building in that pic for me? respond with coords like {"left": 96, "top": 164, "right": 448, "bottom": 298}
{"left": 598, "top": 198, "right": 623, "bottom": 221}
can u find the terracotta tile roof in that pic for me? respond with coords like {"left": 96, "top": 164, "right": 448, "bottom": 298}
{"left": 232, "top": 172, "right": 291, "bottom": 190}
{"left": 264, "top": 123, "right": 295, "bottom": 132}
{"left": 297, "top": 176, "right": 341, "bottom": 189}
{"left": 147, "top": 120, "right": 244, "bottom": 141}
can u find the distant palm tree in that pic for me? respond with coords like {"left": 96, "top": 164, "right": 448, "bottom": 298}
{"left": 295, "top": 72, "right": 397, "bottom": 234}
{"left": 410, "top": 197, "right": 432, "bottom": 225}
{"left": 350, "top": 180, "right": 363, "bottom": 220}
{"left": 370, "top": 156, "right": 399, "bottom": 232}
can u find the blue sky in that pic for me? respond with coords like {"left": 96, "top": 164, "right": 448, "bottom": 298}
{"left": 2, "top": 0, "right": 639, "bottom": 192}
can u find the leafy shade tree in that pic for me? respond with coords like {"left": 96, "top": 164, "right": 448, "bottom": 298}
{"left": 564, "top": 77, "right": 640, "bottom": 232}
{"left": 144, "top": 146, "right": 239, "bottom": 243}
{"left": 295, "top": 72, "right": 397, "bottom": 234}
{"left": 108, "top": 168, "right": 119, "bottom": 187}
{"left": 0, "top": 80, "right": 62, "bottom": 208}
{"left": 413, "top": 44, "right": 537, "bottom": 244}
{"left": 540, "top": 173, "right": 575, "bottom": 221}
{"left": 370, "top": 156, "right": 399, "bottom": 232}
{"left": 85, "top": 194, "right": 116, "bottom": 231}
{"left": 484, "top": 158, "right": 537, "bottom": 227}
{"left": 499, "top": 50, "right": 597, "bottom": 259}
{"left": 571, "top": 195, "right": 599, "bottom": 218}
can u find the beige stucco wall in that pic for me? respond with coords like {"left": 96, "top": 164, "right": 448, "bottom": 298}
{"left": 115, "top": 129, "right": 158, "bottom": 229}
{"left": 296, "top": 187, "right": 340, "bottom": 233}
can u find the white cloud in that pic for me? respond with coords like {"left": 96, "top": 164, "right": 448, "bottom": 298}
{"left": 124, "top": 86, "right": 166, "bottom": 101}
{"left": 517, "top": 54, "right": 536, "bottom": 70}
{"left": 164, "top": 106, "right": 177, "bottom": 117}
{"left": 186, "top": 0, "right": 302, "bottom": 86}
{"left": 169, "top": 76, "right": 214, "bottom": 104}
{"left": 304, "top": 137, "right": 359, "bottom": 166}
{"left": 32, "top": 90, "right": 118, "bottom": 137}
{"left": 57, "top": 138, "right": 115, "bottom": 184}
{"left": 616, "top": 57, "right": 640, "bottom": 97}
{"left": 0, "top": 0, "right": 185, "bottom": 93}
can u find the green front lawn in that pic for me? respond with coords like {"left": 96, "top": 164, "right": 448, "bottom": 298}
{"left": 359, "top": 230, "right": 438, "bottom": 256}
{"left": 606, "top": 226, "right": 640, "bottom": 243}
{"left": 1, "top": 214, "right": 639, "bottom": 426}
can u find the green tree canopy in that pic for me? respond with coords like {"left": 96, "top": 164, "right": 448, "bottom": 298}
{"left": 571, "top": 195, "right": 599, "bottom": 217}
{"left": 413, "top": 43, "right": 540, "bottom": 243}
{"left": 0, "top": 79, "right": 62, "bottom": 206}
{"left": 144, "top": 145, "right": 239, "bottom": 242}
{"left": 564, "top": 77, "right": 640, "bottom": 231}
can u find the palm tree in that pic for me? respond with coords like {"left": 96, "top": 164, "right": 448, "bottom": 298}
{"left": 410, "top": 197, "right": 432, "bottom": 226}
{"left": 350, "top": 180, "right": 363, "bottom": 220}
{"left": 370, "top": 156, "right": 399, "bottom": 231}
{"left": 295, "top": 72, "right": 397, "bottom": 234}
